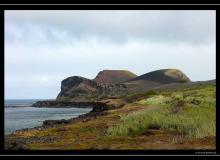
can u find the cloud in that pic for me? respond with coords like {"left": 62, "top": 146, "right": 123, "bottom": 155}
{"left": 5, "top": 10, "right": 215, "bottom": 44}
{"left": 4, "top": 10, "right": 216, "bottom": 99}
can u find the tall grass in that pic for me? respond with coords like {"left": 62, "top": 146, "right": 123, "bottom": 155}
{"left": 107, "top": 85, "right": 216, "bottom": 139}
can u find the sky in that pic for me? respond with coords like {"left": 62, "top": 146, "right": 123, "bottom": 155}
{"left": 5, "top": 10, "right": 216, "bottom": 99}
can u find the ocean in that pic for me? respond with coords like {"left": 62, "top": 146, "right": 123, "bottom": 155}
{"left": 5, "top": 99, "right": 43, "bottom": 107}
{"left": 4, "top": 99, "right": 92, "bottom": 135}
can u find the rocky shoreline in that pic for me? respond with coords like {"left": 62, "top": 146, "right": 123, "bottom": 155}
{"left": 32, "top": 100, "right": 103, "bottom": 108}
{"left": 5, "top": 102, "right": 109, "bottom": 150}
{"left": 33, "top": 99, "right": 125, "bottom": 127}
{"left": 9, "top": 107, "right": 108, "bottom": 134}
{"left": 7, "top": 99, "right": 125, "bottom": 133}
{"left": 5, "top": 109, "right": 108, "bottom": 150}
{"left": 32, "top": 99, "right": 126, "bottom": 111}
{"left": 5, "top": 98, "right": 126, "bottom": 150}
{"left": 9, "top": 100, "right": 112, "bottom": 132}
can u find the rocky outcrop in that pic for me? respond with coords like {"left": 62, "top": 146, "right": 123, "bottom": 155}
{"left": 32, "top": 98, "right": 126, "bottom": 112}
{"left": 58, "top": 76, "right": 98, "bottom": 97}
{"left": 42, "top": 119, "right": 70, "bottom": 126}
{"left": 56, "top": 76, "right": 127, "bottom": 100}
{"left": 32, "top": 100, "right": 105, "bottom": 108}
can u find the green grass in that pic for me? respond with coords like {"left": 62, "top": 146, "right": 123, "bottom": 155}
{"left": 107, "top": 84, "right": 216, "bottom": 140}
{"left": 124, "top": 90, "right": 158, "bottom": 103}
{"left": 138, "top": 95, "right": 171, "bottom": 105}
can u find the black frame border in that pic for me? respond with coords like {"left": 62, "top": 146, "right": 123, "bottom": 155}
{"left": 0, "top": 4, "right": 218, "bottom": 156}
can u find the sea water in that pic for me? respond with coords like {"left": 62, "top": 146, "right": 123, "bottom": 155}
{"left": 4, "top": 99, "right": 92, "bottom": 135}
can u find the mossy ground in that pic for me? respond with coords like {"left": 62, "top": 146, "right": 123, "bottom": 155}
{"left": 5, "top": 83, "right": 216, "bottom": 150}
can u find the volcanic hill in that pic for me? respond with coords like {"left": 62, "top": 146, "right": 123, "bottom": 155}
{"left": 123, "top": 69, "right": 191, "bottom": 93}
{"left": 56, "top": 69, "right": 191, "bottom": 101}
{"left": 94, "top": 70, "right": 137, "bottom": 84}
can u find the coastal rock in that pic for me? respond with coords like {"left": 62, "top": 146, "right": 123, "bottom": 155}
{"left": 32, "top": 100, "right": 107, "bottom": 109}
{"left": 43, "top": 119, "right": 70, "bottom": 126}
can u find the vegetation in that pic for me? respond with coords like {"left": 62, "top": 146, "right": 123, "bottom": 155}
{"left": 107, "top": 84, "right": 216, "bottom": 140}
{"left": 124, "top": 90, "right": 158, "bottom": 103}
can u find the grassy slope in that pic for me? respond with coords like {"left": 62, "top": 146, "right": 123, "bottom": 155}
{"left": 108, "top": 85, "right": 216, "bottom": 140}
{"left": 5, "top": 83, "right": 216, "bottom": 150}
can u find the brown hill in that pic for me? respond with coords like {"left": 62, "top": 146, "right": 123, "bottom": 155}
{"left": 123, "top": 69, "right": 191, "bottom": 93}
{"left": 127, "top": 69, "right": 190, "bottom": 84}
{"left": 94, "top": 70, "right": 137, "bottom": 84}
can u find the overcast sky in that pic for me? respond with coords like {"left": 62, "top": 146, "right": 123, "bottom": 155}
{"left": 5, "top": 10, "right": 216, "bottom": 99}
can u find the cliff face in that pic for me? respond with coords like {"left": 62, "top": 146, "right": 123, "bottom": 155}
{"left": 56, "top": 69, "right": 191, "bottom": 101}
{"left": 58, "top": 76, "right": 98, "bottom": 97}
{"left": 56, "top": 76, "right": 127, "bottom": 100}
